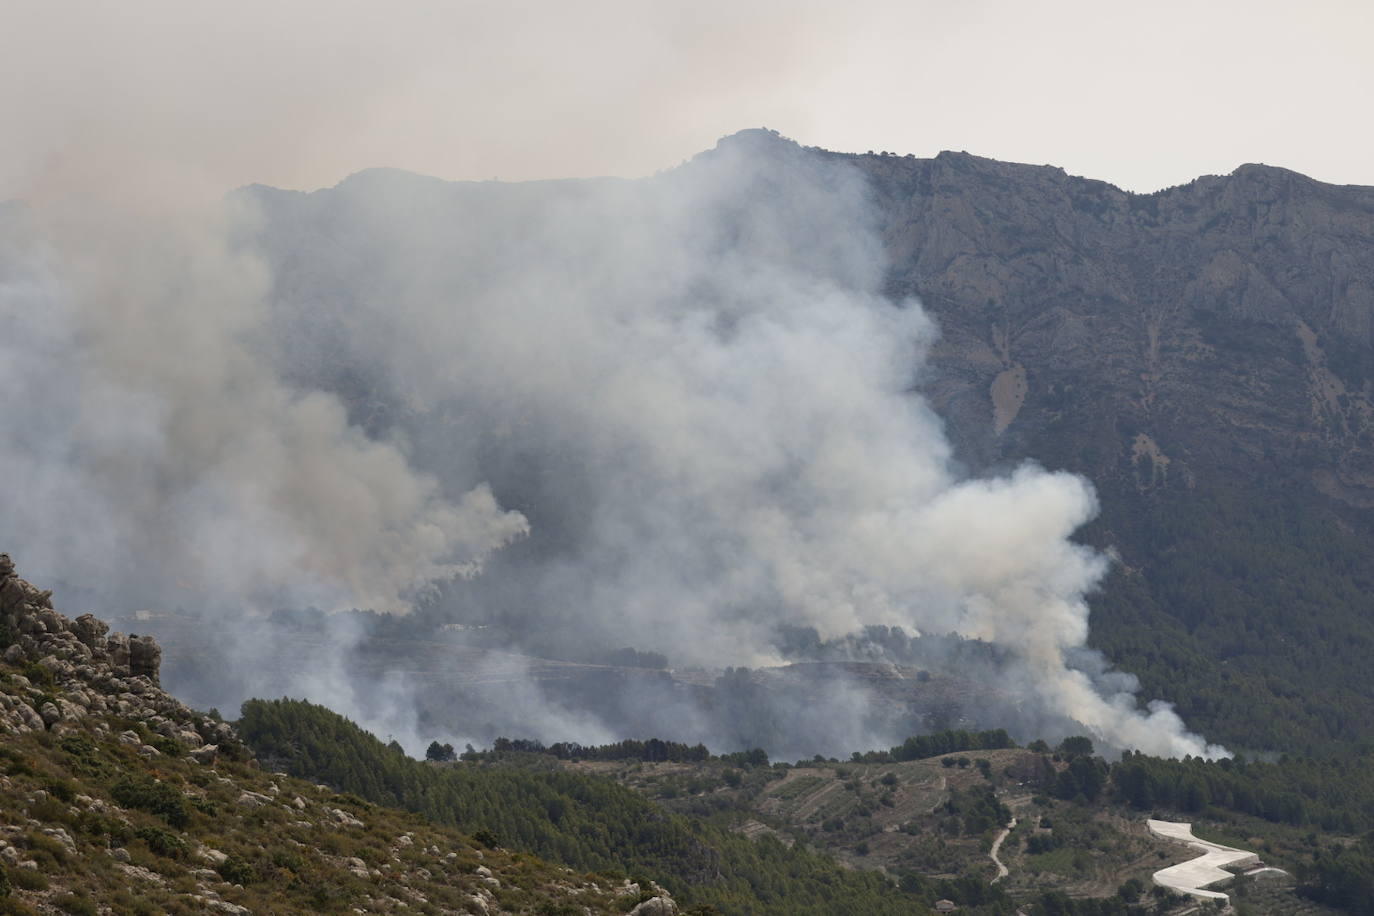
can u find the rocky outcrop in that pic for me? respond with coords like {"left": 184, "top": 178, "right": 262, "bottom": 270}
{"left": 628, "top": 895, "right": 680, "bottom": 916}
{"left": 1, "top": 553, "right": 651, "bottom": 914}
{"left": 827, "top": 144, "right": 1374, "bottom": 501}
{"left": 0, "top": 552, "right": 233, "bottom": 753}
{"left": 690, "top": 132, "right": 1374, "bottom": 503}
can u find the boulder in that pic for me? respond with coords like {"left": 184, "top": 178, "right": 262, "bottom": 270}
{"left": 128, "top": 635, "right": 162, "bottom": 684}
{"left": 189, "top": 744, "right": 219, "bottom": 764}
{"left": 629, "top": 897, "right": 679, "bottom": 916}
{"left": 71, "top": 614, "right": 109, "bottom": 651}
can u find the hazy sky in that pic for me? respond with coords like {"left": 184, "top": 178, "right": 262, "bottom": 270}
{"left": 4, "top": 0, "right": 1371, "bottom": 195}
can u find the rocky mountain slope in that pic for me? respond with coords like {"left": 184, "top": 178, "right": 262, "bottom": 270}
{"left": 814, "top": 134, "right": 1374, "bottom": 754}
{"left": 0, "top": 554, "right": 675, "bottom": 915}
{"left": 201, "top": 132, "right": 1374, "bottom": 757}
{"left": 30, "top": 130, "right": 1365, "bottom": 761}
{"left": 833, "top": 138, "right": 1374, "bottom": 495}
{"left": 248, "top": 133, "right": 1374, "bottom": 755}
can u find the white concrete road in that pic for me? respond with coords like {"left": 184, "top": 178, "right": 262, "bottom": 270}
{"left": 1147, "top": 819, "right": 1259, "bottom": 902}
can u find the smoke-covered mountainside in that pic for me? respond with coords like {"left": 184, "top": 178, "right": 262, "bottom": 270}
{"left": 831, "top": 134, "right": 1374, "bottom": 755}
{"left": 243, "top": 129, "right": 1374, "bottom": 757}
{"left": 4, "top": 129, "right": 1372, "bottom": 763}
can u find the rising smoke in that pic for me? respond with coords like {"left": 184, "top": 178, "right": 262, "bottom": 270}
{"left": 0, "top": 131, "right": 1226, "bottom": 760}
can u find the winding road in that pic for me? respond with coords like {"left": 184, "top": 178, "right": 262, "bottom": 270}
{"left": 1146, "top": 819, "right": 1258, "bottom": 902}
{"left": 989, "top": 817, "right": 1016, "bottom": 882}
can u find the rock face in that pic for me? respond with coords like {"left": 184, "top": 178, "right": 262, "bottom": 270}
{"left": 811, "top": 141, "right": 1374, "bottom": 752}
{"left": 0, "top": 552, "right": 231, "bottom": 750}
{"left": 691, "top": 132, "right": 1374, "bottom": 503}
{"left": 804, "top": 142, "right": 1374, "bottom": 501}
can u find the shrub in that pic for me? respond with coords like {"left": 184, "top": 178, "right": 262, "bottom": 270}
{"left": 534, "top": 903, "right": 581, "bottom": 916}
{"left": 7, "top": 867, "right": 47, "bottom": 892}
{"left": 53, "top": 894, "right": 98, "bottom": 916}
{"left": 217, "top": 856, "right": 257, "bottom": 885}
{"left": 27, "top": 797, "right": 75, "bottom": 826}
{"left": 110, "top": 777, "right": 190, "bottom": 828}
{"left": 0, "top": 748, "right": 34, "bottom": 777}
{"left": 148, "top": 736, "right": 183, "bottom": 757}
{"left": 77, "top": 811, "right": 132, "bottom": 845}
{"left": 57, "top": 734, "right": 110, "bottom": 779}
{"left": 270, "top": 847, "right": 304, "bottom": 871}
{"left": 41, "top": 777, "right": 76, "bottom": 803}
{"left": 135, "top": 826, "right": 186, "bottom": 859}
{"left": 26, "top": 832, "right": 70, "bottom": 866}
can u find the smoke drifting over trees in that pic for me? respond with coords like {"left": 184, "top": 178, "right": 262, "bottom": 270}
{"left": 0, "top": 131, "right": 1225, "bottom": 759}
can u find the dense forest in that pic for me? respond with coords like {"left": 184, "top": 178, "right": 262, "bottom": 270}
{"left": 1298, "top": 838, "right": 1374, "bottom": 915}
{"left": 458, "top": 728, "right": 1017, "bottom": 768}
{"left": 1111, "top": 751, "right": 1374, "bottom": 832}
{"left": 1080, "top": 483, "right": 1374, "bottom": 759}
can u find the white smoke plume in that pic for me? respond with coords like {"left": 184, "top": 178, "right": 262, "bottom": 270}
{"left": 0, "top": 132, "right": 1225, "bottom": 760}
{"left": 0, "top": 192, "right": 527, "bottom": 617}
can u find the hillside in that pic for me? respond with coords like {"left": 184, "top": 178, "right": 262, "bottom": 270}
{"left": 830, "top": 137, "right": 1374, "bottom": 754}
{"left": 238, "top": 700, "right": 1371, "bottom": 915}
{"left": 217, "top": 132, "right": 1374, "bottom": 757}
{"left": 7, "top": 552, "right": 1371, "bottom": 914}
{"left": 462, "top": 737, "right": 1372, "bottom": 915}
{"left": 0, "top": 554, "right": 669, "bottom": 915}
{"left": 236, "top": 700, "right": 1021, "bottom": 915}
{"left": 12, "top": 128, "right": 1374, "bottom": 765}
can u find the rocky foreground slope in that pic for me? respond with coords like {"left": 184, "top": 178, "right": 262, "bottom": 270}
{"left": 0, "top": 553, "right": 677, "bottom": 915}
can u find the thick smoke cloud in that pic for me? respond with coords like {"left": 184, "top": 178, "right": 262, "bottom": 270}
{"left": 0, "top": 196, "right": 527, "bottom": 617}
{"left": 0, "top": 133, "right": 1225, "bottom": 759}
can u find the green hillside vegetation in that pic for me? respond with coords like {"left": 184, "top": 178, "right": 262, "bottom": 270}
{"left": 1111, "top": 751, "right": 1374, "bottom": 832}
{"left": 238, "top": 698, "right": 1030, "bottom": 915}
{"left": 463, "top": 729, "right": 1016, "bottom": 768}
{"left": 446, "top": 725, "right": 1374, "bottom": 914}
{"left": 1082, "top": 483, "right": 1374, "bottom": 758}
{"left": 564, "top": 744, "right": 1177, "bottom": 909}
{"left": 0, "top": 670, "right": 634, "bottom": 915}
{"left": 250, "top": 701, "right": 1349, "bottom": 914}
{"left": 1296, "top": 836, "right": 1374, "bottom": 916}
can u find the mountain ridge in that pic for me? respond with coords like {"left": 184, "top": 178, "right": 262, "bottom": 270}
{"left": 235, "top": 132, "right": 1374, "bottom": 755}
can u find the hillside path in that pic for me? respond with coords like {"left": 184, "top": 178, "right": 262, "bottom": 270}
{"left": 989, "top": 816, "right": 1016, "bottom": 882}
